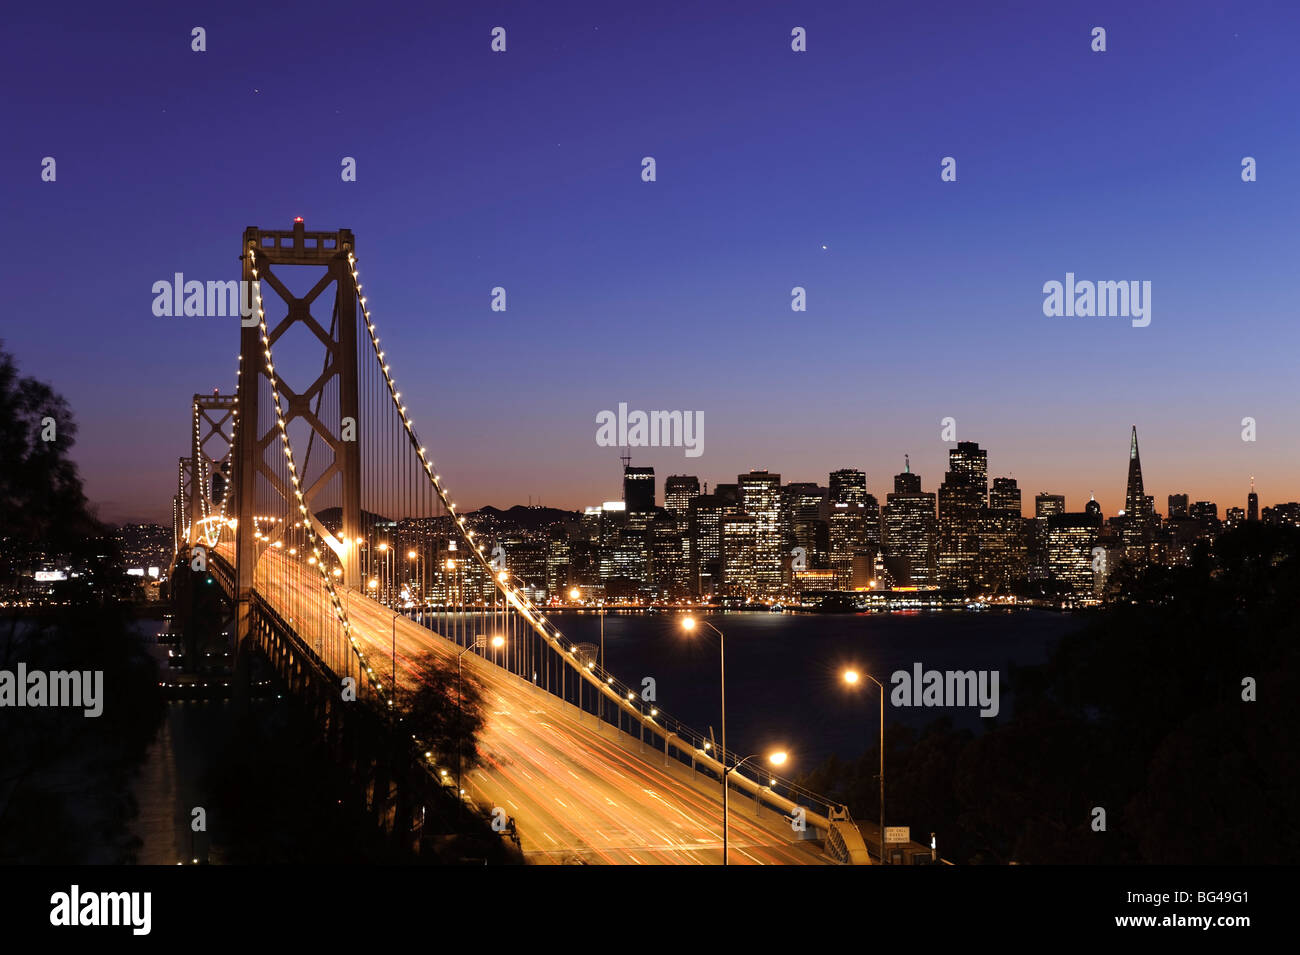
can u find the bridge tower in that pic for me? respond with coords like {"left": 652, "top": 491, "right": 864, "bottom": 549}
{"left": 188, "top": 392, "right": 237, "bottom": 546}
{"left": 234, "top": 221, "right": 361, "bottom": 643}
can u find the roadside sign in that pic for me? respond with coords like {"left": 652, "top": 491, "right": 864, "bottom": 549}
{"left": 884, "top": 826, "right": 910, "bottom": 844}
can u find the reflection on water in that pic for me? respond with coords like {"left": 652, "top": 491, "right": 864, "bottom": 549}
{"left": 130, "top": 615, "right": 232, "bottom": 865}
{"left": 131, "top": 700, "right": 229, "bottom": 864}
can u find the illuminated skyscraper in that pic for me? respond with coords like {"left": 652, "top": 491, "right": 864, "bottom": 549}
{"left": 688, "top": 494, "right": 728, "bottom": 595}
{"left": 828, "top": 469, "right": 877, "bottom": 587}
{"left": 1035, "top": 493, "right": 1066, "bottom": 519}
{"left": 938, "top": 442, "right": 987, "bottom": 591}
{"left": 829, "top": 468, "right": 868, "bottom": 505}
{"left": 1248, "top": 478, "right": 1259, "bottom": 522}
{"left": 883, "top": 456, "right": 937, "bottom": 587}
{"left": 738, "top": 470, "right": 782, "bottom": 594}
{"left": 1031, "top": 493, "right": 1066, "bottom": 578}
{"left": 1124, "top": 427, "right": 1145, "bottom": 515}
{"left": 784, "top": 482, "right": 828, "bottom": 569}
{"left": 1047, "top": 512, "right": 1103, "bottom": 596}
{"left": 947, "top": 441, "right": 988, "bottom": 500}
{"left": 720, "top": 513, "right": 757, "bottom": 596}
{"left": 664, "top": 474, "right": 700, "bottom": 520}
{"left": 980, "top": 476, "right": 1027, "bottom": 590}
{"left": 989, "top": 477, "right": 1021, "bottom": 514}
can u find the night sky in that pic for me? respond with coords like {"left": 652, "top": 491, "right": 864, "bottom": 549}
{"left": 4, "top": 1, "right": 1298, "bottom": 524}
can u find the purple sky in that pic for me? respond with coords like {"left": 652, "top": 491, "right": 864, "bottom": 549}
{"left": 3, "top": 1, "right": 1298, "bottom": 524}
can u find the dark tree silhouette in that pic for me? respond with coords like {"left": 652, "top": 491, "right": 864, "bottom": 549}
{"left": 0, "top": 343, "right": 164, "bottom": 863}
{"left": 395, "top": 652, "right": 488, "bottom": 774}
{"left": 803, "top": 523, "right": 1300, "bottom": 864}
{"left": 0, "top": 342, "right": 99, "bottom": 568}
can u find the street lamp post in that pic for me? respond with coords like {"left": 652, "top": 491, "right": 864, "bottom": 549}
{"left": 682, "top": 614, "right": 736, "bottom": 864}
{"left": 843, "top": 668, "right": 886, "bottom": 864}
{"left": 729, "top": 750, "right": 789, "bottom": 819}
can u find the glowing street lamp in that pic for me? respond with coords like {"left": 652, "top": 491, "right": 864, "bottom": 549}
{"left": 727, "top": 750, "right": 790, "bottom": 836}
{"left": 843, "top": 667, "right": 887, "bottom": 864}
{"left": 680, "top": 614, "right": 737, "bottom": 864}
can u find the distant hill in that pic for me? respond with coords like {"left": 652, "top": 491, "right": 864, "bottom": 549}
{"left": 471, "top": 505, "right": 580, "bottom": 530}
{"left": 312, "top": 504, "right": 578, "bottom": 531}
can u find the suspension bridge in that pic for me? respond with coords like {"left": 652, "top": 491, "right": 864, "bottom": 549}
{"left": 170, "top": 220, "right": 875, "bottom": 865}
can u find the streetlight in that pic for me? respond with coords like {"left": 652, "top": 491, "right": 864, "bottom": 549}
{"left": 681, "top": 614, "right": 736, "bottom": 864}
{"left": 729, "top": 750, "right": 790, "bottom": 817}
{"left": 843, "top": 667, "right": 886, "bottom": 864}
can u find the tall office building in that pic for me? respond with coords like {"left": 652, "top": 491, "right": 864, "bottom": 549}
{"left": 947, "top": 441, "right": 988, "bottom": 499}
{"left": 883, "top": 457, "right": 937, "bottom": 587}
{"left": 1085, "top": 493, "right": 1102, "bottom": 519}
{"left": 720, "top": 513, "right": 757, "bottom": 596}
{"left": 937, "top": 442, "right": 987, "bottom": 591}
{"left": 1248, "top": 478, "right": 1259, "bottom": 522}
{"left": 738, "top": 470, "right": 783, "bottom": 594}
{"left": 688, "top": 494, "right": 728, "bottom": 595}
{"left": 648, "top": 513, "right": 690, "bottom": 596}
{"left": 1168, "top": 494, "right": 1189, "bottom": 519}
{"left": 1031, "top": 493, "right": 1066, "bottom": 578}
{"left": 1047, "top": 512, "right": 1103, "bottom": 595}
{"left": 1035, "top": 493, "right": 1066, "bottom": 519}
{"left": 623, "top": 465, "right": 656, "bottom": 514}
{"left": 894, "top": 456, "right": 922, "bottom": 494}
{"left": 980, "top": 476, "right": 1027, "bottom": 590}
{"left": 1122, "top": 426, "right": 1151, "bottom": 549}
{"left": 828, "top": 469, "right": 878, "bottom": 588}
{"left": 829, "top": 469, "right": 868, "bottom": 505}
{"left": 989, "top": 477, "right": 1021, "bottom": 514}
{"left": 784, "top": 482, "right": 829, "bottom": 569}
{"left": 664, "top": 475, "right": 700, "bottom": 520}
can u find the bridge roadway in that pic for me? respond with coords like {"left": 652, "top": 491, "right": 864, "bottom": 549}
{"left": 226, "top": 549, "right": 828, "bottom": 864}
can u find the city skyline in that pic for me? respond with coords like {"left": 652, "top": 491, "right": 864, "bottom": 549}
{"left": 65, "top": 412, "right": 1291, "bottom": 525}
